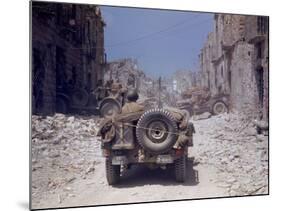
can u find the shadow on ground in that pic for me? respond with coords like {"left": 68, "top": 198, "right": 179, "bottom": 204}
{"left": 115, "top": 157, "right": 199, "bottom": 188}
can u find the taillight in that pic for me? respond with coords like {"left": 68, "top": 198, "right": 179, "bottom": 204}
{"left": 175, "top": 148, "right": 184, "bottom": 156}
{"left": 102, "top": 149, "right": 110, "bottom": 157}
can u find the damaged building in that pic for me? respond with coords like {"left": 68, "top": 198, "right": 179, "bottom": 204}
{"left": 32, "top": 1, "right": 106, "bottom": 115}
{"left": 104, "top": 58, "right": 156, "bottom": 99}
{"left": 104, "top": 58, "right": 143, "bottom": 90}
{"left": 171, "top": 70, "right": 198, "bottom": 94}
{"left": 199, "top": 14, "right": 268, "bottom": 121}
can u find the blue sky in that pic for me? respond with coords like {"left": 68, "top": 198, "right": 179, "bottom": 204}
{"left": 101, "top": 6, "right": 213, "bottom": 78}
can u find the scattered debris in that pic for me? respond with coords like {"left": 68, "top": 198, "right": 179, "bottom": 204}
{"left": 193, "top": 111, "right": 268, "bottom": 196}
{"left": 85, "top": 164, "right": 95, "bottom": 174}
{"left": 193, "top": 112, "right": 212, "bottom": 120}
{"left": 32, "top": 111, "right": 268, "bottom": 208}
{"left": 31, "top": 113, "right": 101, "bottom": 205}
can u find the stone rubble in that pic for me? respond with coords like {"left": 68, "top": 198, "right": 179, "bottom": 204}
{"left": 193, "top": 112, "right": 212, "bottom": 120}
{"left": 31, "top": 110, "right": 268, "bottom": 207}
{"left": 31, "top": 113, "right": 102, "bottom": 204}
{"left": 192, "top": 111, "right": 268, "bottom": 196}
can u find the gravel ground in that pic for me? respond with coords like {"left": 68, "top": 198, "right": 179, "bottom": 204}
{"left": 31, "top": 114, "right": 102, "bottom": 206}
{"left": 192, "top": 111, "right": 268, "bottom": 196}
{"left": 31, "top": 112, "right": 268, "bottom": 209}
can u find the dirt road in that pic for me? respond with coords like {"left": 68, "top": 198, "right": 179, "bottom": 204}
{"left": 34, "top": 153, "right": 227, "bottom": 209}
{"left": 31, "top": 112, "right": 268, "bottom": 209}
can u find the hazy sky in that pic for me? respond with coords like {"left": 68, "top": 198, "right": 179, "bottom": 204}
{"left": 101, "top": 6, "right": 213, "bottom": 78}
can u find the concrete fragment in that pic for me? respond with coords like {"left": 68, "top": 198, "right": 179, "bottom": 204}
{"left": 194, "top": 112, "right": 212, "bottom": 120}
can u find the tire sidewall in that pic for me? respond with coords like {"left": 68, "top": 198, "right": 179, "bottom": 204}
{"left": 175, "top": 154, "right": 187, "bottom": 182}
{"left": 105, "top": 158, "right": 120, "bottom": 185}
{"left": 100, "top": 98, "right": 121, "bottom": 118}
{"left": 136, "top": 109, "right": 178, "bottom": 154}
{"left": 212, "top": 100, "right": 228, "bottom": 115}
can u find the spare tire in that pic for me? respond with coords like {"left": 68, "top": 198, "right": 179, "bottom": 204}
{"left": 100, "top": 98, "right": 121, "bottom": 118}
{"left": 136, "top": 108, "right": 178, "bottom": 154}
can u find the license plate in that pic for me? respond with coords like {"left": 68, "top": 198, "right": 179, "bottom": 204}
{"left": 112, "top": 156, "right": 128, "bottom": 165}
{"left": 156, "top": 155, "right": 173, "bottom": 164}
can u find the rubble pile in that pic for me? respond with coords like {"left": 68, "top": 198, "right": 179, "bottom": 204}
{"left": 31, "top": 110, "right": 268, "bottom": 207}
{"left": 192, "top": 112, "right": 268, "bottom": 196}
{"left": 31, "top": 114, "right": 101, "bottom": 203}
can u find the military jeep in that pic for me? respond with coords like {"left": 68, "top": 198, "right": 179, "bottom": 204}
{"left": 55, "top": 86, "right": 122, "bottom": 118}
{"left": 176, "top": 94, "right": 229, "bottom": 117}
{"left": 98, "top": 107, "right": 195, "bottom": 185}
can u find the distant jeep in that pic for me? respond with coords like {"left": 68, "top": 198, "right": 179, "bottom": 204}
{"left": 176, "top": 94, "right": 229, "bottom": 117}
{"left": 98, "top": 108, "right": 195, "bottom": 185}
{"left": 55, "top": 86, "right": 122, "bottom": 118}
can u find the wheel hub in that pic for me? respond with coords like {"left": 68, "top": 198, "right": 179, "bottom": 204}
{"left": 147, "top": 121, "right": 168, "bottom": 143}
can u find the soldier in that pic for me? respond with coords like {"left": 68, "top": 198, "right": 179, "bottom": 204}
{"left": 92, "top": 80, "right": 106, "bottom": 101}
{"left": 121, "top": 89, "right": 144, "bottom": 114}
{"left": 173, "top": 110, "right": 195, "bottom": 149}
{"left": 104, "top": 80, "right": 113, "bottom": 97}
{"left": 127, "top": 72, "right": 135, "bottom": 88}
{"left": 109, "top": 81, "right": 127, "bottom": 106}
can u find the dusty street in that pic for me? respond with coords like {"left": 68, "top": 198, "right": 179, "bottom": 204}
{"left": 31, "top": 112, "right": 268, "bottom": 209}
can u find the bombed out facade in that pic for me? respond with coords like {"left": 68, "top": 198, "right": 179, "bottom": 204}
{"left": 104, "top": 58, "right": 143, "bottom": 90}
{"left": 32, "top": 2, "right": 106, "bottom": 115}
{"left": 199, "top": 14, "right": 269, "bottom": 121}
{"left": 171, "top": 70, "right": 198, "bottom": 94}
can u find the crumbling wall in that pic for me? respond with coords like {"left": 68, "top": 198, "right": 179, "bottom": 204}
{"left": 229, "top": 42, "right": 259, "bottom": 118}
{"left": 172, "top": 70, "right": 197, "bottom": 94}
{"left": 200, "top": 32, "right": 215, "bottom": 92}
{"left": 262, "top": 37, "right": 269, "bottom": 121}
{"left": 222, "top": 15, "right": 245, "bottom": 46}
{"left": 199, "top": 14, "right": 269, "bottom": 120}
{"left": 104, "top": 58, "right": 149, "bottom": 96}
{"left": 244, "top": 16, "right": 269, "bottom": 121}
{"left": 32, "top": 7, "right": 57, "bottom": 115}
{"left": 32, "top": 2, "right": 106, "bottom": 115}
